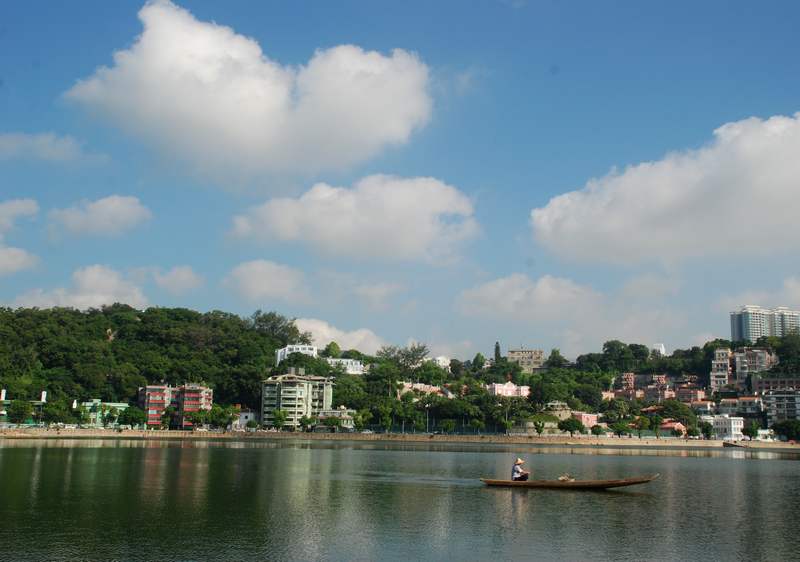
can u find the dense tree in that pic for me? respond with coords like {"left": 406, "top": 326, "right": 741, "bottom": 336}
{"left": 610, "top": 421, "right": 631, "bottom": 437}
{"left": 699, "top": 421, "right": 713, "bottom": 440}
{"left": 771, "top": 420, "right": 800, "bottom": 441}
{"left": 271, "top": 409, "right": 288, "bottom": 430}
{"left": 0, "top": 307, "right": 304, "bottom": 410}
{"left": 742, "top": 421, "right": 761, "bottom": 440}
{"left": 543, "top": 348, "right": 568, "bottom": 369}
{"left": 590, "top": 424, "right": 604, "bottom": 436}
{"left": 634, "top": 416, "right": 650, "bottom": 438}
{"left": 41, "top": 400, "right": 74, "bottom": 425}
{"left": 494, "top": 342, "right": 501, "bottom": 363}
{"left": 118, "top": 406, "right": 146, "bottom": 427}
{"left": 440, "top": 419, "right": 456, "bottom": 434}
{"left": 650, "top": 415, "right": 664, "bottom": 439}
{"left": 321, "top": 341, "right": 341, "bottom": 358}
{"left": 8, "top": 400, "right": 33, "bottom": 424}
{"left": 557, "top": 417, "right": 585, "bottom": 436}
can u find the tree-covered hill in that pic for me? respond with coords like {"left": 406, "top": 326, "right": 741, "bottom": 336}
{"left": 0, "top": 305, "right": 310, "bottom": 409}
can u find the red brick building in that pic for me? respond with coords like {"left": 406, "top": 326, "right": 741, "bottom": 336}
{"left": 138, "top": 383, "right": 213, "bottom": 428}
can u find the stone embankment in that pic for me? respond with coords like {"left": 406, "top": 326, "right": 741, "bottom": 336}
{"left": 1, "top": 428, "right": 798, "bottom": 451}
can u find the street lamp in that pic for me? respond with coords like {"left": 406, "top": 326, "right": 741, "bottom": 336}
{"left": 425, "top": 404, "right": 430, "bottom": 433}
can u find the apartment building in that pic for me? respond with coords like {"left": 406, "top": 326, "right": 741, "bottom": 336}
{"left": 507, "top": 348, "right": 545, "bottom": 374}
{"left": 709, "top": 348, "right": 732, "bottom": 392}
{"left": 731, "top": 305, "right": 800, "bottom": 342}
{"left": 763, "top": 389, "right": 800, "bottom": 426}
{"left": 138, "top": 383, "right": 213, "bottom": 428}
{"left": 261, "top": 368, "right": 333, "bottom": 429}
{"left": 754, "top": 375, "right": 800, "bottom": 394}
{"left": 732, "top": 348, "right": 778, "bottom": 387}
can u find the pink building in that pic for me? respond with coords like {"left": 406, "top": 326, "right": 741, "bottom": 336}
{"left": 644, "top": 386, "right": 675, "bottom": 403}
{"left": 614, "top": 388, "right": 644, "bottom": 400}
{"left": 621, "top": 372, "right": 636, "bottom": 390}
{"left": 661, "top": 420, "right": 686, "bottom": 435}
{"left": 486, "top": 381, "right": 530, "bottom": 398}
{"left": 651, "top": 374, "right": 667, "bottom": 386}
{"left": 572, "top": 412, "right": 598, "bottom": 428}
{"left": 676, "top": 386, "right": 706, "bottom": 403}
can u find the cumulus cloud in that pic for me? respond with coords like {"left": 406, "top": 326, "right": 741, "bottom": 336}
{"left": 458, "top": 273, "right": 603, "bottom": 322}
{"left": 532, "top": 112, "right": 800, "bottom": 265}
{"left": 65, "top": 0, "right": 431, "bottom": 179}
{"left": 0, "top": 199, "right": 39, "bottom": 276}
{"left": 0, "top": 247, "right": 38, "bottom": 276}
{"left": 0, "top": 132, "right": 104, "bottom": 163}
{"left": 15, "top": 265, "right": 148, "bottom": 309}
{"left": 224, "top": 259, "right": 309, "bottom": 304}
{"left": 49, "top": 195, "right": 152, "bottom": 236}
{"left": 0, "top": 199, "right": 38, "bottom": 237}
{"left": 295, "top": 318, "right": 386, "bottom": 355}
{"left": 154, "top": 265, "right": 204, "bottom": 295}
{"left": 458, "top": 273, "right": 685, "bottom": 356}
{"left": 717, "top": 277, "right": 800, "bottom": 311}
{"left": 233, "top": 175, "right": 478, "bottom": 262}
{"left": 353, "top": 282, "right": 406, "bottom": 310}
{"left": 621, "top": 273, "right": 681, "bottom": 300}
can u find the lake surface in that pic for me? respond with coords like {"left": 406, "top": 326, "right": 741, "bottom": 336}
{"left": 1, "top": 439, "right": 799, "bottom": 561}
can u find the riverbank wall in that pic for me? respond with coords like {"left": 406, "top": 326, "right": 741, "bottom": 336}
{"left": 2, "top": 428, "right": 797, "bottom": 451}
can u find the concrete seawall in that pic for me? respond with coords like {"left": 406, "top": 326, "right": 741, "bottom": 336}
{"left": 2, "top": 428, "right": 797, "bottom": 451}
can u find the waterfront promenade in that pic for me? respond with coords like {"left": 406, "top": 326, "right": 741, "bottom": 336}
{"left": 2, "top": 427, "right": 797, "bottom": 451}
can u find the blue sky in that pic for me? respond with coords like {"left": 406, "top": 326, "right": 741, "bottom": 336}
{"left": 2, "top": 0, "right": 800, "bottom": 358}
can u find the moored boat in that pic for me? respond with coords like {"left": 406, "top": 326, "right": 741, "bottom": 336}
{"left": 480, "top": 473, "right": 660, "bottom": 490}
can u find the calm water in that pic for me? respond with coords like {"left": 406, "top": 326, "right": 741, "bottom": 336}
{"left": 1, "top": 439, "right": 799, "bottom": 561}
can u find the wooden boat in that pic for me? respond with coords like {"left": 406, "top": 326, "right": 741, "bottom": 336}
{"left": 480, "top": 473, "right": 660, "bottom": 490}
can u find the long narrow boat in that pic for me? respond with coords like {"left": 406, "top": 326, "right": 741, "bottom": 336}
{"left": 480, "top": 473, "right": 660, "bottom": 490}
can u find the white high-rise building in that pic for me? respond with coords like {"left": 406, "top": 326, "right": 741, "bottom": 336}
{"left": 730, "top": 305, "right": 800, "bottom": 342}
{"left": 275, "top": 344, "right": 318, "bottom": 365}
{"left": 651, "top": 343, "right": 667, "bottom": 357}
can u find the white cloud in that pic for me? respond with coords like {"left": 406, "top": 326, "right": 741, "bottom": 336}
{"left": 0, "top": 132, "right": 103, "bottom": 163}
{"left": 0, "top": 247, "right": 38, "bottom": 276}
{"left": 353, "top": 282, "right": 406, "bottom": 310}
{"left": 457, "top": 273, "right": 686, "bottom": 357}
{"left": 65, "top": 0, "right": 431, "bottom": 179}
{"left": 295, "top": 318, "right": 386, "bottom": 355}
{"left": 0, "top": 199, "right": 39, "bottom": 276}
{"left": 0, "top": 199, "right": 39, "bottom": 238}
{"left": 224, "top": 259, "right": 309, "bottom": 304}
{"left": 154, "top": 265, "right": 204, "bottom": 295}
{"left": 532, "top": 112, "right": 800, "bottom": 265}
{"left": 233, "top": 175, "right": 478, "bottom": 262}
{"left": 717, "top": 277, "right": 800, "bottom": 312}
{"left": 49, "top": 195, "right": 152, "bottom": 236}
{"left": 458, "top": 273, "right": 603, "bottom": 322}
{"left": 621, "top": 273, "right": 681, "bottom": 299}
{"left": 15, "top": 265, "right": 148, "bottom": 309}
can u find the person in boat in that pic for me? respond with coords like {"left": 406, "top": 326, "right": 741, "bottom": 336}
{"left": 511, "top": 458, "right": 530, "bottom": 481}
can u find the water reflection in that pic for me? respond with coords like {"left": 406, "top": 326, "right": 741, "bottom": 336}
{"left": 1, "top": 440, "right": 799, "bottom": 561}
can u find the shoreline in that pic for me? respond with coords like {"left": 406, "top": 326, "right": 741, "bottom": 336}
{"left": 2, "top": 429, "right": 798, "bottom": 452}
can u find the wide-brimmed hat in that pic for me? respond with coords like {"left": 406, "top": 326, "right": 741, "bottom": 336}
{"left": 514, "top": 458, "right": 525, "bottom": 465}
